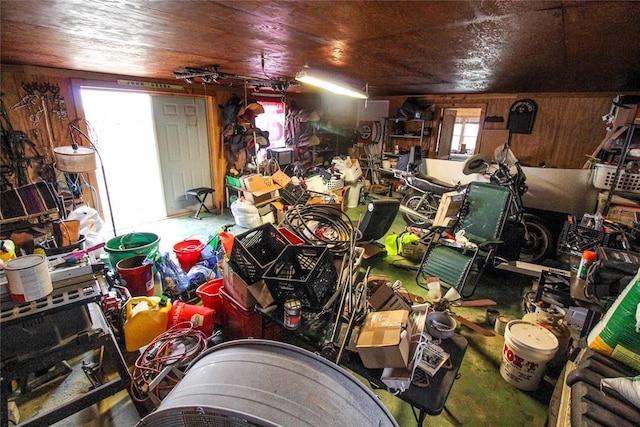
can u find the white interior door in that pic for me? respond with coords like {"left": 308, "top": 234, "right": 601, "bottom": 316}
{"left": 438, "top": 109, "right": 457, "bottom": 158}
{"left": 152, "top": 96, "right": 211, "bottom": 216}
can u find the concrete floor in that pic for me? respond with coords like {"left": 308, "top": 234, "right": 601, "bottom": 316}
{"left": 12, "top": 200, "right": 559, "bottom": 426}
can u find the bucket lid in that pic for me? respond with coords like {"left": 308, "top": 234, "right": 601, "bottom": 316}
{"left": 506, "top": 320, "right": 559, "bottom": 354}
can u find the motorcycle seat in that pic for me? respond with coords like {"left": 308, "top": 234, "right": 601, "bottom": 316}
{"left": 415, "top": 173, "right": 458, "bottom": 189}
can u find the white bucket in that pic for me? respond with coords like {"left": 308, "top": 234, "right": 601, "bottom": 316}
{"left": 4, "top": 254, "right": 53, "bottom": 303}
{"left": 500, "top": 320, "right": 559, "bottom": 391}
{"left": 347, "top": 183, "right": 363, "bottom": 208}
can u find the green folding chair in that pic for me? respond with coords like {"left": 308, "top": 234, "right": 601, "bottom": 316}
{"left": 416, "top": 181, "right": 512, "bottom": 298}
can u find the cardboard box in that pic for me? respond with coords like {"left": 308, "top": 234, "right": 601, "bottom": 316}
{"left": 242, "top": 174, "right": 281, "bottom": 193}
{"left": 258, "top": 204, "right": 275, "bottom": 224}
{"left": 247, "top": 279, "right": 275, "bottom": 308}
{"left": 241, "top": 174, "right": 260, "bottom": 190}
{"left": 271, "top": 201, "right": 286, "bottom": 224}
{"left": 367, "top": 277, "right": 411, "bottom": 312}
{"left": 241, "top": 174, "right": 282, "bottom": 205}
{"left": 243, "top": 189, "right": 280, "bottom": 205}
{"left": 223, "top": 259, "right": 257, "bottom": 309}
{"left": 356, "top": 310, "right": 410, "bottom": 369}
{"left": 605, "top": 204, "right": 640, "bottom": 228}
{"left": 612, "top": 105, "right": 639, "bottom": 127}
{"left": 433, "top": 191, "right": 464, "bottom": 228}
{"left": 271, "top": 170, "right": 292, "bottom": 188}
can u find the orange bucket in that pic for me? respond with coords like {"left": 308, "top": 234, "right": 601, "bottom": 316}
{"left": 196, "top": 278, "right": 224, "bottom": 325}
{"left": 169, "top": 300, "right": 215, "bottom": 337}
{"left": 173, "top": 239, "right": 204, "bottom": 273}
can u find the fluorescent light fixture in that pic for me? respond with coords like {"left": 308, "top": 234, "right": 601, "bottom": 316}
{"left": 295, "top": 69, "right": 368, "bottom": 99}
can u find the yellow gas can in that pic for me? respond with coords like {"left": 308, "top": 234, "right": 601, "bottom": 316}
{"left": 124, "top": 296, "right": 172, "bottom": 352}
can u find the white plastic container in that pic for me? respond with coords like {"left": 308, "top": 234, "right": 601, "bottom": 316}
{"left": 347, "top": 183, "right": 363, "bottom": 208}
{"left": 500, "top": 320, "right": 559, "bottom": 391}
{"left": 5, "top": 254, "right": 53, "bottom": 303}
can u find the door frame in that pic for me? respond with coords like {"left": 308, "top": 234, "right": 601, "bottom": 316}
{"left": 70, "top": 79, "right": 224, "bottom": 222}
{"left": 432, "top": 102, "right": 487, "bottom": 158}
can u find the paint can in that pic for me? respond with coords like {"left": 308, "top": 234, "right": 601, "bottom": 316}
{"left": 5, "top": 254, "right": 53, "bottom": 303}
{"left": 485, "top": 308, "right": 500, "bottom": 327}
{"left": 284, "top": 299, "right": 302, "bottom": 329}
{"left": 494, "top": 315, "right": 510, "bottom": 335}
{"left": 500, "top": 320, "right": 559, "bottom": 391}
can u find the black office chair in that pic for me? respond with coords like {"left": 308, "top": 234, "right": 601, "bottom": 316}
{"left": 356, "top": 198, "right": 401, "bottom": 258}
{"left": 415, "top": 181, "right": 512, "bottom": 298}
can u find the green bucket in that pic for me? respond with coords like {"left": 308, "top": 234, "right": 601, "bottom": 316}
{"left": 105, "top": 232, "right": 161, "bottom": 269}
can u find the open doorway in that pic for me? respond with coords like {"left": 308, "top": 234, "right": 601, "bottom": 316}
{"left": 437, "top": 108, "right": 482, "bottom": 161}
{"left": 80, "top": 89, "right": 212, "bottom": 234}
{"left": 80, "top": 89, "right": 165, "bottom": 233}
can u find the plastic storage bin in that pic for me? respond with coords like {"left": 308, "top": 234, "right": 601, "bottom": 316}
{"left": 262, "top": 245, "right": 337, "bottom": 309}
{"left": 220, "top": 287, "right": 282, "bottom": 340}
{"left": 593, "top": 164, "right": 640, "bottom": 193}
{"left": 557, "top": 222, "right": 614, "bottom": 257}
{"left": 228, "top": 223, "right": 288, "bottom": 285}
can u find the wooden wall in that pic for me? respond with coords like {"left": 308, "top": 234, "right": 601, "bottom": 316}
{"left": 0, "top": 64, "right": 242, "bottom": 211}
{"left": 381, "top": 93, "right": 627, "bottom": 169}
{"left": 2, "top": 63, "right": 636, "bottom": 225}
{"left": 0, "top": 64, "right": 360, "bottom": 211}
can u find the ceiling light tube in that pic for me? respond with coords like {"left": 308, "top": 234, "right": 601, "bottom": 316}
{"left": 295, "top": 70, "right": 368, "bottom": 99}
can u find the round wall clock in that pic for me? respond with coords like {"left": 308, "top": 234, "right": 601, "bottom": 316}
{"left": 507, "top": 99, "right": 537, "bottom": 134}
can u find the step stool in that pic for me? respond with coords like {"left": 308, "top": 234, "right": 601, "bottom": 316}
{"left": 186, "top": 187, "right": 214, "bottom": 219}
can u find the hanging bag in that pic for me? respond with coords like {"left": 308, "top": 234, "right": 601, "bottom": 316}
{"left": 53, "top": 219, "right": 81, "bottom": 247}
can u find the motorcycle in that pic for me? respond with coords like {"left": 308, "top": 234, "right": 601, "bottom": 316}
{"left": 474, "top": 143, "right": 553, "bottom": 264}
{"left": 396, "top": 143, "right": 553, "bottom": 263}
{"left": 396, "top": 171, "right": 462, "bottom": 227}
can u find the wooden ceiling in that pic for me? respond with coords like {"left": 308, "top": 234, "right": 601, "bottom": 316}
{"left": 1, "top": 0, "right": 639, "bottom": 96}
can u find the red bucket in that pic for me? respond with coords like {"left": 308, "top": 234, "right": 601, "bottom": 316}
{"left": 116, "top": 255, "right": 155, "bottom": 297}
{"left": 196, "top": 278, "right": 224, "bottom": 325}
{"left": 169, "top": 300, "right": 215, "bottom": 337}
{"left": 173, "top": 239, "right": 204, "bottom": 273}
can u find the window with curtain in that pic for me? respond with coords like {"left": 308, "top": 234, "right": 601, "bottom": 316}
{"left": 255, "top": 100, "right": 286, "bottom": 148}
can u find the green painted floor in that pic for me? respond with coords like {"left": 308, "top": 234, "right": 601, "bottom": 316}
{"left": 18, "top": 200, "right": 556, "bottom": 426}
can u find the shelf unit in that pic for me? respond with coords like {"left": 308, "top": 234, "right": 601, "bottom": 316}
{"left": 599, "top": 115, "right": 639, "bottom": 216}
{"left": 385, "top": 118, "right": 427, "bottom": 154}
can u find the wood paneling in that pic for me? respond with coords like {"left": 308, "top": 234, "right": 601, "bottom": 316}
{"left": 1, "top": 65, "right": 239, "bottom": 210}
{"left": 382, "top": 93, "right": 621, "bottom": 169}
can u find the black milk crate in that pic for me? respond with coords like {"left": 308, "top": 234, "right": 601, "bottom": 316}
{"left": 262, "top": 245, "right": 337, "bottom": 309}
{"left": 280, "top": 183, "right": 309, "bottom": 206}
{"left": 228, "top": 223, "right": 289, "bottom": 285}
{"left": 558, "top": 222, "right": 615, "bottom": 257}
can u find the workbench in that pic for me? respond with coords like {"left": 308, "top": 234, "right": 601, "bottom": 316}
{"left": 0, "top": 278, "right": 148, "bottom": 426}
